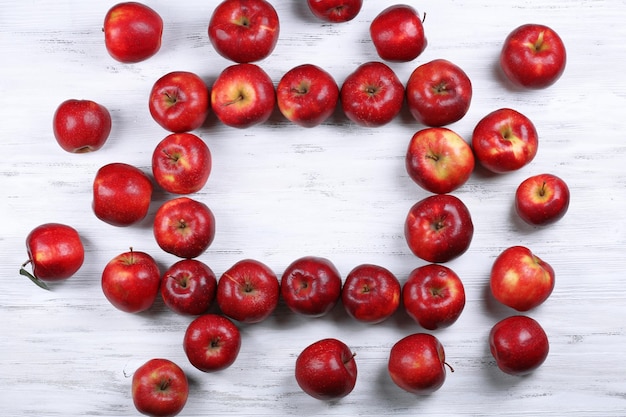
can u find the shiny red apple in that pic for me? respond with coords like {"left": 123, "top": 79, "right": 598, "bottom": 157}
{"left": 515, "top": 173, "right": 570, "bottom": 226}
{"left": 489, "top": 315, "right": 549, "bottom": 375}
{"left": 53, "top": 99, "right": 112, "bottom": 153}
{"left": 132, "top": 358, "right": 188, "bottom": 417}
{"left": 183, "top": 314, "right": 241, "bottom": 372}
{"left": 160, "top": 259, "right": 217, "bottom": 316}
{"left": 369, "top": 4, "right": 426, "bottom": 62}
{"left": 306, "top": 0, "right": 363, "bottom": 23}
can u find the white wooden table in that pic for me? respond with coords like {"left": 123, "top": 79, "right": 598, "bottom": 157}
{"left": 1, "top": 1, "right": 625, "bottom": 415}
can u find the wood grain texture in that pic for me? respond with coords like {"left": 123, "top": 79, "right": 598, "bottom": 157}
{"left": 1, "top": 1, "right": 625, "bottom": 415}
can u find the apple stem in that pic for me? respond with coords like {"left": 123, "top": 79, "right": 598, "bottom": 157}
{"left": 345, "top": 352, "right": 357, "bottom": 364}
{"left": 19, "top": 261, "right": 50, "bottom": 290}
{"left": 539, "top": 181, "right": 547, "bottom": 197}
{"left": 444, "top": 361, "right": 455, "bottom": 373}
{"left": 422, "top": 12, "right": 427, "bottom": 23}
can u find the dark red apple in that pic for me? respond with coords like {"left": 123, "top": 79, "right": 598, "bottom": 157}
{"left": 295, "top": 338, "right": 357, "bottom": 401}
{"left": 369, "top": 4, "right": 426, "bottom": 62}
{"left": 500, "top": 23, "right": 567, "bottom": 89}
{"left": 92, "top": 162, "right": 153, "bottom": 227}
{"left": 280, "top": 256, "right": 342, "bottom": 317}
{"left": 153, "top": 197, "right": 216, "bottom": 259}
{"left": 160, "top": 259, "right": 217, "bottom": 316}
{"left": 341, "top": 263, "right": 401, "bottom": 324}
{"left": 151, "top": 132, "right": 212, "bottom": 195}
{"left": 405, "top": 127, "right": 475, "bottom": 194}
{"left": 490, "top": 245, "right": 555, "bottom": 312}
{"left": 20, "top": 223, "right": 85, "bottom": 290}
{"left": 471, "top": 108, "right": 539, "bottom": 174}
{"left": 276, "top": 64, "right": 339, "bottom": 128}
{"left": 403, "top": 264, "right": 466, "bottom": 330}
{"left": 208, "top": 0, "right": 280, "bottom": 63}
{"left": 210, "top": 63, "right": 276, "bottom": 128}
{"left": 515, "top": 173, "right": 570, "bottom": 226}
{"left": 148, "top": 71, "right": 210, "bottom": 133}
{"left": 406, "top": 59, "right": 472, "bottom": 127}
{"left": 103, "top": 2, "right": 163, "bottom": 63}
{"left": 53, "top": 99, "right": 112, "bottom": 153}
{"left": 217, "top": 259, "right": 280, "bottom": 323}
{"left": 306, "top": 0, "right": 363, "bottom": 23}
{"left": 489, "top": 315, "right": 549, "bottom": 375}
{"left": 388, "top": 333, "right": 450, "bottom": 395}
{"left": 101, "top": 249, "right": 161, "bottom": 313}
{"left": 183, "top": 314, "right": 241, "bottom": 372}
{"left": 132, "top": 358, "right": 188, "bottom": 417}
{"left": 340, "top": 61, "right": 404, "bottom": 127}
{"left": 404, "top": 194, "right": 474, "bottom": 263}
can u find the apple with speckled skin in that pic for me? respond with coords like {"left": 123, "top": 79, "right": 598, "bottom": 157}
{"left": 208, "top": 0, "right": 279, "bottom": 63}
{"left": 403, "top": 263, "right": 466, "bottom": 330}
{"left": 132, "top": 358, "right": 188, "bottom": 417}
{"left": 183, "top": 314, "right": 242, "bottom": 372}
{"left": 340, "top": 61, "right": 404, "bottom": 127}
{"left": 210, "top": 63, "right": 275, "bottom": 128}
{"left": 152, "top": 133, "right": 212, "bottom": 195}
{"left": 306, "top": 0, "right": 362, "bottom": 23}
{"left": 92, "top": 162, "right": 153, "bottom": 227}
{"left": 388, "top": 333, "right": 451, "bottom": 395}
{"left": 153, "top": 197, "right": 215, "bottom": 259}
{"left": 20, "top": 223, "right": 85, "bottom": 290}
{"left": 405, "top": 127, "right": 475, "bottom": 194}
{"left": 406, "top": 59, "right": 472, "bottom": 127}
{"left": 370, "top": 4, "right": 426, "bottom": 62}
{"left": 161, "top": 259, "right": 217, "bottom": 316}
{"left": 515, "top": 173, "right": 570, "bottom": 226}
{"left": 217, "top": 259, "right": 280, "bottom": 323}
{"left": 276, "top": 64, "right": 339, "bottom": 127}
{"left": 101, "top": 249, "right": 161, "bottom": 313}
{"left": 149, "top": 71, "right": 210, "bottom": 133}
{"left": 341, "top": 263, "right": 401, "bottom": 324}
{"left": 500, "top": 24, "right": 566, "bottom": 89}
{"left": 295, "top": 338, "right": 357, "bottom": 401}
{"left": 490, "top": 245, "right": 555, "bottom": 312}
{"left": 280, "top": 256, "right": 342, "bottom": 317}
{"left": 53, "top": 99, "right": 112, "bottom": 153}
{"left": 489, "top": 315, "right": 549, "bottom": 375}
{"left": 404, "top": 194, "right": 474, "bottom": 263}
{"left": 103, "top": 2, "right": 163, "bottom": 63}
{"left": 471, "top": 108, "right": 538, "bottom": 174}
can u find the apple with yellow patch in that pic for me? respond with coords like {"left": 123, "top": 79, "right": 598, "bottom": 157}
{"left": 490, "top": 246, "right": 555, "bottom": 311}
{"left": 471, "top": 108, "right": 538, "bottom": 173}
{"left": 405, "top": 127, "right": 475, "bottom": 194}
{"left": 515, "top": 173, "right": 570, "bottom": 226}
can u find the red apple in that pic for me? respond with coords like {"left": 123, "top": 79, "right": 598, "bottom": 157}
{"left": 210, "top": 63, "right": 275, "bottom": 128}
{"left": 500, "top": 23, "right": 567, "bottom": 89}
{"left": 280, "top": 256, "right": 342, "bottom": 317}
{"left": 151, "top": 133, "right": 212, "bottom": 195}
{"left": 405, "top": 127, "right": 475, "bottom": 194}
{"left": 490, "top": 245, "right": 555, "bottom": 312}
{"left": 217, "top": 259, "right": 280, "bottom": 323}
{"left": 489, "top": 315, "right": 549, "bottom": 375}
{"left": 276, "top": 64, "right": 339, "bottom": 128}
{"left": 403, "top": 264, "right": 465, "bottom": 330}
{"left": 132, "top": 358, "right": 188, "bottom": 417}
{"left": 52, "top": 99, "right": 112, "bottom": 153}
{"left": 471, "top": 108, "right": 539, "bottom": 174}
{"left": 92, "top": 162, "right": 153, "bottom": 227}
{"left": 148, "top": 71, "right": 210, "bottom": 133}
{"left": 153, "top": 197, "right": 216, "bottom": 259}
{"left": 20, "top": 223, "right": 85, "bottom": 290}
{"left": 103, "top": 2, "right": 163, "bottom": 63}
{"left": 515, "top": 173, "right": 570, "bottom": 226}
{"left": 101, "top": 249, "right": 161, "bottom": 313}
{"left": 340, "top": 61, "right": 404, "bottom": 127}
{"left": 388, "top": 333, "right": 450, "bottom": 395}
{"left": 306, "top": 0, "right": 363, "bottom": 23}
{"left": 208, "top": 0, "right": 280, "bottom": 63}
{"left": 295, "top": 338, "right": 357, "bottom": 401}
{"left": 369, "top": 4, "right": 426, "bottom": 62}
{"left": 341, "top": 263, "right": 401, "bottom": 324}
{"left": 404, "top": 194, "right": 474, "bottom": 263}
{"left": 406, "top": 59, "right": 472, "bottom": 127}
{"left": 160, "top": 259, "right": 217, "bottom": 316}
{"left": 183, "top": 314, "right": 241, "bottom": 372}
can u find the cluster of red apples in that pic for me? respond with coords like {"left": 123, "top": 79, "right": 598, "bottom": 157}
{"left": 20, "top": 1, "right": 571, "bottom": 415}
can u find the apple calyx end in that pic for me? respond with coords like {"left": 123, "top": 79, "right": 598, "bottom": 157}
{"left": 19, "top": 263, "right": 50, "bottom": 290}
